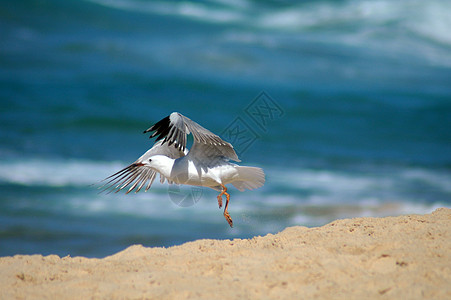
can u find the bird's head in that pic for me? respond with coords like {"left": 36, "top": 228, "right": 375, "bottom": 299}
{"left": 146, "top": 155, "right": 174, "bottom": 173}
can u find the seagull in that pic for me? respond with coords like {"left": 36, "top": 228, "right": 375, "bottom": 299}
{"left": 100, "top": 112, "right": 265, "bottom": 227}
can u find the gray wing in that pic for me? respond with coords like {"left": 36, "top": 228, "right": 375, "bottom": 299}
{"left": 99, "top": 140, "right": 185, "bottom": 194}
{"left": 188, "top": 142, "right": 232, "bottom": 172}
{"left": 143, "top": 112, "right": 240, "bottom": 162}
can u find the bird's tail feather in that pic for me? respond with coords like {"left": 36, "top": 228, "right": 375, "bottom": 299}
{"left": 231, "top": 166, "right": 265, "bottom": 192}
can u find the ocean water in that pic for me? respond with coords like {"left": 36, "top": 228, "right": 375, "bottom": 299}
{"left": 1, "top": 0, "right": 450, "bottom": 258}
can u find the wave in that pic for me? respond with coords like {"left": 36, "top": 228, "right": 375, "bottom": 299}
{"left": 0, "top": 159, "right": 123, "bottom": 187}
{"left": 2, "top": 158, "right": 450, "bottom": 192}
{"left": 1, "top": 158, "right": 449, "bottom": 210}
{"left": 0, "top": 158, "right": 446, "bottom": 243}
{"left": 66, "top": 192, "right": 444, "bottom": 231}
{"left": 88, "top": 0, "right": 248, "bottom": 23}
{"left": 77, "top": 0, "right": 451, "bottom": 74}
{"left": 87, "top": 0, "right": 451, "bottom": 47}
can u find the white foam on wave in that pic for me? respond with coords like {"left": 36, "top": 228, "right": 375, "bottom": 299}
{"left": 405, "top": 1, "right": 451, "bottom": 46}
{"left": 0, "top": 158, "right": 125, "bottom": 187}
{"left": 255, "top": 0, "right": 406, "bottom": 31}
{"left": 89, "top": 0, "right": 451, "bottom": 47}
{"left": 401, "top": 168, "right": 451, "bottom": 193}
{"left": 288, "top": 201, "right": 444, "bottom": 228}
{"left": 86, "top": 0, "right": 451, "bottom": 71}
{"left": 255, "top": 0, "right": 451, "bottom": 66}
{"left": 50, "top": 185, "right": 445, "bottom": 230}
{"left": 1, "top": 158, "right": 449, "bottom": 227}
{"left": 270, "top": 166, "right": 451, "bottom": 199}
{"left": 89, "top": 0, "right": 247, "bottom": 23}
{"left": 2, "top": 158, "right": 450, "bottom": 199}
{"left": 0, "top": 159, "right": 451, "bottom": 196}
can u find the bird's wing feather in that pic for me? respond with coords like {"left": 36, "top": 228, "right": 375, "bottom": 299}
{"left": 144, "top": 113, "right": 187, "bottom": 150}
{"left": 99, "top": 140, "right": 185, "bottom": 194}
{"left": 144, "top": 112, "right": 240, "bottom": 161}
{"left": 187, "top": 142, "right": 230, "bottom": 170}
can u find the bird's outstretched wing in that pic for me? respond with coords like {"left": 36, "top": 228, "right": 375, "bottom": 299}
{"left": 99, "top": 140, "right": 185, "bottom": 194}
{"left": 144, "top": 112, "right": 240, "bottom": 161}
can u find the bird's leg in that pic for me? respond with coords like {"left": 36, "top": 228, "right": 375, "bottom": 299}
{"left": 220, "top": 184, "right": 233, "bottom": 227}
{"left": 217, "top": 188, "right": 224, "bottom": 209}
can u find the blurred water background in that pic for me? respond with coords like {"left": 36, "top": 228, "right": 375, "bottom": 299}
{"left": 1, "top": 0, "right": 450, "bottom": 257}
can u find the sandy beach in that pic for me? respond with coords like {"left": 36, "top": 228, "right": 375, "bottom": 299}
{"left": 1, "top": 208, "right": 449, "bottom": 299}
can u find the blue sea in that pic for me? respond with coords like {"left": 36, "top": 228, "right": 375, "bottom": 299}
{"left": 1, "top": 0, "right": 450, "bottom": 258}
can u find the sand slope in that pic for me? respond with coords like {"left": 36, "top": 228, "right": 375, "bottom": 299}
{"left": 1, "top": 208, "right": 450, "bottom": 299}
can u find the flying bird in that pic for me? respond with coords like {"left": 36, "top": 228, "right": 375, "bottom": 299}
{"left": 100, "top": 112, "right": 265, "bottom": 227}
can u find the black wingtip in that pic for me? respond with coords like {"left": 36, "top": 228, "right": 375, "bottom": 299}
{"left": 143, "top": 115, "right": 171, "bottom": 138}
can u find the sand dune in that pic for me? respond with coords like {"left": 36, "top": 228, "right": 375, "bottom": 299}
{"left": 1, "top": 208, "right": 450, "bottom": 299}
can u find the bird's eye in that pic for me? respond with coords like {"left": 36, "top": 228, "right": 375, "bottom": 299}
{"left": 149, "top": 159, "right": 152, "bottom": 162}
